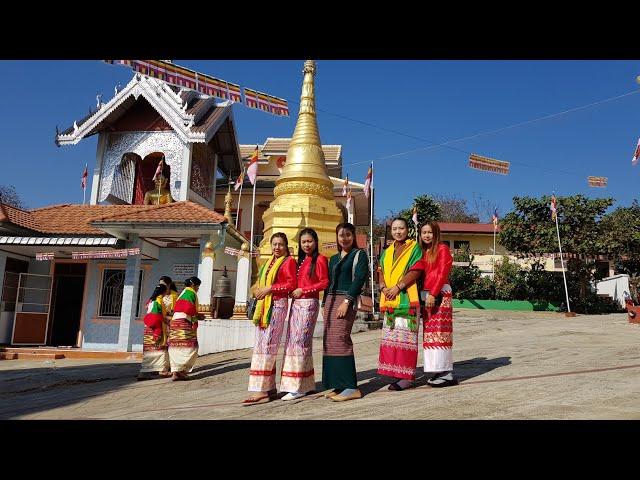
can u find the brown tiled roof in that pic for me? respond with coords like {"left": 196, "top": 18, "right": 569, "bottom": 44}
{"left": 0, "top": 203, "right": 39, "bottom": 231}
{"left": 30, "top": 204, "right": 151, "bottom": 235}
{"left": 440, "top": 223, "right": 500, "bottom": 234}
{"left": 240, "top": 138, "right": 342, "bottom": 162}
{"left": 93, "top": 201, "right": 227, "bottom": 224}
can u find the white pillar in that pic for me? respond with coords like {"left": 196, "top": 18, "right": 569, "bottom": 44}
{"left": 235, "top": 256, "right": 250, "bottom": 308}
{"left": 178, "top": 143, "right": 193, "bottom": 201}
{"left": 197, "top": 234, "right": 214, "bottom": 311}
{"left": 91, "top": 132, "right": 108, "bottom": 205}
{"left": 118, "top": 234, "right": 142, "bottom": 352}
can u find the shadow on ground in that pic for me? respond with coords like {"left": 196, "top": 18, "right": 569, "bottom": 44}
{"left": 311, "top": 356, "right": 513, "bottom": 396}
{"left": 0, "top": 356, "right": 246, "bottom": 419}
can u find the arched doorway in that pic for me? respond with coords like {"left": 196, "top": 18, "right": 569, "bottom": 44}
{"left": 133, "top": 152, "right": 171, "bottom": 205}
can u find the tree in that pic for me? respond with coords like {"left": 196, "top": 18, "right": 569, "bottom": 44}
{"left": 0, "top": 185, "right": 25, "bottom": 209}
{"left": 598, "top": 200, "right": 640, "bottom": 299}
{"left": 397, "top": 194, "right": 442, "bottom": 238}
{"left": 498, "top": 194, "right": 615, "bottom": 313}
{"left": 432, "top": 194, "right": 479, "bottom": 223}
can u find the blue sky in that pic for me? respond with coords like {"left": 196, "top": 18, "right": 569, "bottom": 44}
{"left": 1, "top": 60, "right": 638, "bottom": 221}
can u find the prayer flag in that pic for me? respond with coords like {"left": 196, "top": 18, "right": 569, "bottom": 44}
{"left": 469, "top": 153, "right": 510, "bottom": 175}
{"left": 363, "top": 164, "right": 372, "bottom": 199}
{"left": 587, "top": 176, "right": 607, "bottom": 187}
{"left": 550, "top": 195, "right": 557, "bottom": 221}
{"left": 632, "top": 138, "right": 640, "bottom": 166}
{"left": 247, "top": 146, "right": 259, "bottom": 185}
{"left": 412, "top": 206, "right": 418, "bottom": 225}
{"left": 234, "top": 169, "right": 245, "bottom": 191}
{"left": 152, "top": 159, "right": 164, "bottom": 181}
{"left": 342, "top": 175, "right": 349, "bottom": 197}
{"left": 492, "top": 208, "right": 499, "bottom": 228}
{"left": 81, "top": 164, "right": 88, "bottom": 189}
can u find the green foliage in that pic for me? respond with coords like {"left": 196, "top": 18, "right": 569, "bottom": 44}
{"left": 449, "top": 246, "right": 495, "bottom": 299}
{"left": 398, "top": 195, "right": 442, "bottom": 239}
{"left": 493, "top": 256, "right": 527, "bottom": 300}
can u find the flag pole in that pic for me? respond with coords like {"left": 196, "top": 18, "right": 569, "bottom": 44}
{"left": 369, "top": 162, "right": 375, "bottom": 316}
{"left": 492, "top": 225, "right": 496, "bottom": 278}
{"left": 235, "top": 168, "right": 244, "bottom": 229}
{"left": 248, "top": 178, "right": 257, "bottom": 292}
{"left": 555, "top": 209, "right": 571, "bottom": 314}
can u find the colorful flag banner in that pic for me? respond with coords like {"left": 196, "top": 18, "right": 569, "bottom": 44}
{"left": 363, "top": 165, "right": 372, "bottom": 199}
{"left": 104, "top": 60, "right": 242, "bottom": 103}
{"left": 632, "top": 138, "right": 640, "bottom": 166}
{"left": 71, "top": 248, "right": 140, "bottom": 260}
{"left": 322, "top": 242, "right": 338, "bottom": 249}
{"left": 36, "top": 252, "right": 55, "bottom": 261}
{"left": 247, "top": 146, "right": 259, "bottom": 185}
{"left": 469, "top": 153, "right": 510, "bottom": 175}
{"left": 412, "top": 206, "right": 418, "bottom": 225}
{"left": 587, "top": 176, "right": 608, "bottom": 187}
{"left": 492, "top": 208, "right": 499, "bottom": 228}
{"left": 550, "top": 195, "right": 557, "bottom": 221}
{"left": 342, "top": 175, "right": 349, "bottom": 197}
{"left": 243, "top": 87, "right": 290, "bottom": 116}
{"left": 346, "top": 189, "right": 352, "bottom": 211}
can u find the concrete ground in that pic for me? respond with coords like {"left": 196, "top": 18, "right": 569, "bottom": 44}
{"left": 1, "top": 309, "right": 640, "bottom": 420}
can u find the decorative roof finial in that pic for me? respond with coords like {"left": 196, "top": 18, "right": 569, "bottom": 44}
{"left": 96, "top": 94, "right": 102, "bottom": 109}
{"left": 73, "top": 121, "right": 78, "bottom": 132}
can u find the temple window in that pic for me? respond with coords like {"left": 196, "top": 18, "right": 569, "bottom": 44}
{"left": 98, "top": 269, "right": 144, "bottom": 317}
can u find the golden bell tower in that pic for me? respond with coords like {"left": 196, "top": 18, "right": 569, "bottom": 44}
{"left": 259, "top": 60, "right": 343, "bottom": 260}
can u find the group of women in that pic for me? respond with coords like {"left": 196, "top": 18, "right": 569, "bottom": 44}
{"left": 242, "top": 218, "right": 457, "bottom": 405}
{"left": 138, "top": 275, "right": 203, "bottom": 381}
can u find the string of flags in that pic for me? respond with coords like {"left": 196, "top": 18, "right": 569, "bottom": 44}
{"left": 224, "top": 246, "right": 259, "bottom": 257}
{"left": 632, "top": 138, "right": 640, "bottom": 166}
{"left": 104, "top": 60, "right": 288, "bottom": 117}
{"left": 36, "top": 248, "right": 141, "bottom": 261}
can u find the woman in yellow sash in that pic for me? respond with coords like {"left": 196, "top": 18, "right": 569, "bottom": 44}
{"left": 377, "top": 218, "right": 424, "bottom": 390}
{"left": 243, "top": 232, "right": 297, "bottom": 405}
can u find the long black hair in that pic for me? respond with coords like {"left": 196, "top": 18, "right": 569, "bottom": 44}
{"left": 184, "top": 276, "right": 202, "bottom": 288}
{"left": 159, "top": 275, "right": 178, "bottom": 292}
{"left": 335, "top": 222, "right": 358, "bottom": 252}
{"left": 297, "top": 228, "right": 320, "bottom": 278}
{"left": 149, "top": 283, "right": 168, "bottom": 303}
{"left": 270, "top": 232, "right": 290, "bottom": 256}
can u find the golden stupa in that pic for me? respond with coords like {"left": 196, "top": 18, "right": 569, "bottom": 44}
{"left": 259, "top": 60, "right": 343, "bottom": 262}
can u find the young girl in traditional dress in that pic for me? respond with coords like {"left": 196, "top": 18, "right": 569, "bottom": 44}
{"left": 323, "top": 222, "right": 369, "bottom": 402}
{"left": 138, "top": 283, "right": 173, "bottom": 380}
{"left": 159, "top": 275, "right": 179, "bottom": 317}
{"left": 280, "top": 228, "right": 329, "bottom": 401}
{"left": 243, "top": 232, "right": 297, "bottom": 405}
{"left": 167, "top": 276, "right": 202, "bottom": 381}
{"left": 377, "top": 217, "right": 424, "bottom": 390}
{"left": 409, "top": 221, "right": 457, "bottom": 387}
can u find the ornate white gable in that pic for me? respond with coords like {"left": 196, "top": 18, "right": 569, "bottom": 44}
{"left": 55, "top": 74, "right": 221, "bottom": 146}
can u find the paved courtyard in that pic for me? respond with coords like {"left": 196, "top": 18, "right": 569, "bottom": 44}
{"left": 1, "top": 309, "right": 639, "bottom": 420}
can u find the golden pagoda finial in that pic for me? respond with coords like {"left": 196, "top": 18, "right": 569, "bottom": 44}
{"left": 223, "top": 183, "right": 233, "bottom": 222}
{"left": 274, "top": 60, "right": 333, "bottom": 200}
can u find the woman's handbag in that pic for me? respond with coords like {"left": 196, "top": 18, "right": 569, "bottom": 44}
{"left": 352, "top": 250, "right": 373, "bottom": 313}
{"left": 246, "top": 297, "right": 258, "bottom": 320}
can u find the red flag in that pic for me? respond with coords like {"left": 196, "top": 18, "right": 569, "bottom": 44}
{"left": 363, "top": 165, "right": 372, "bottom": 199}
{"left": 152, "top": 159, "right": 164, "bottom": 181}
{"left": 550, "top": 195, "right": 557, "bottom": 221}
{"left": 234, "top": 169, "right": 245, "bottom": 191}
{"left": 81, "top": 164, "right": 88, "bottom": 189}
{"left": 247, "top": 146, "right": 259, "bottom": 185}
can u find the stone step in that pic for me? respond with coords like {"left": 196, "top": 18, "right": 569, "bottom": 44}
{"left": 0, "top": 347, "right": 141, "bottom": 361}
